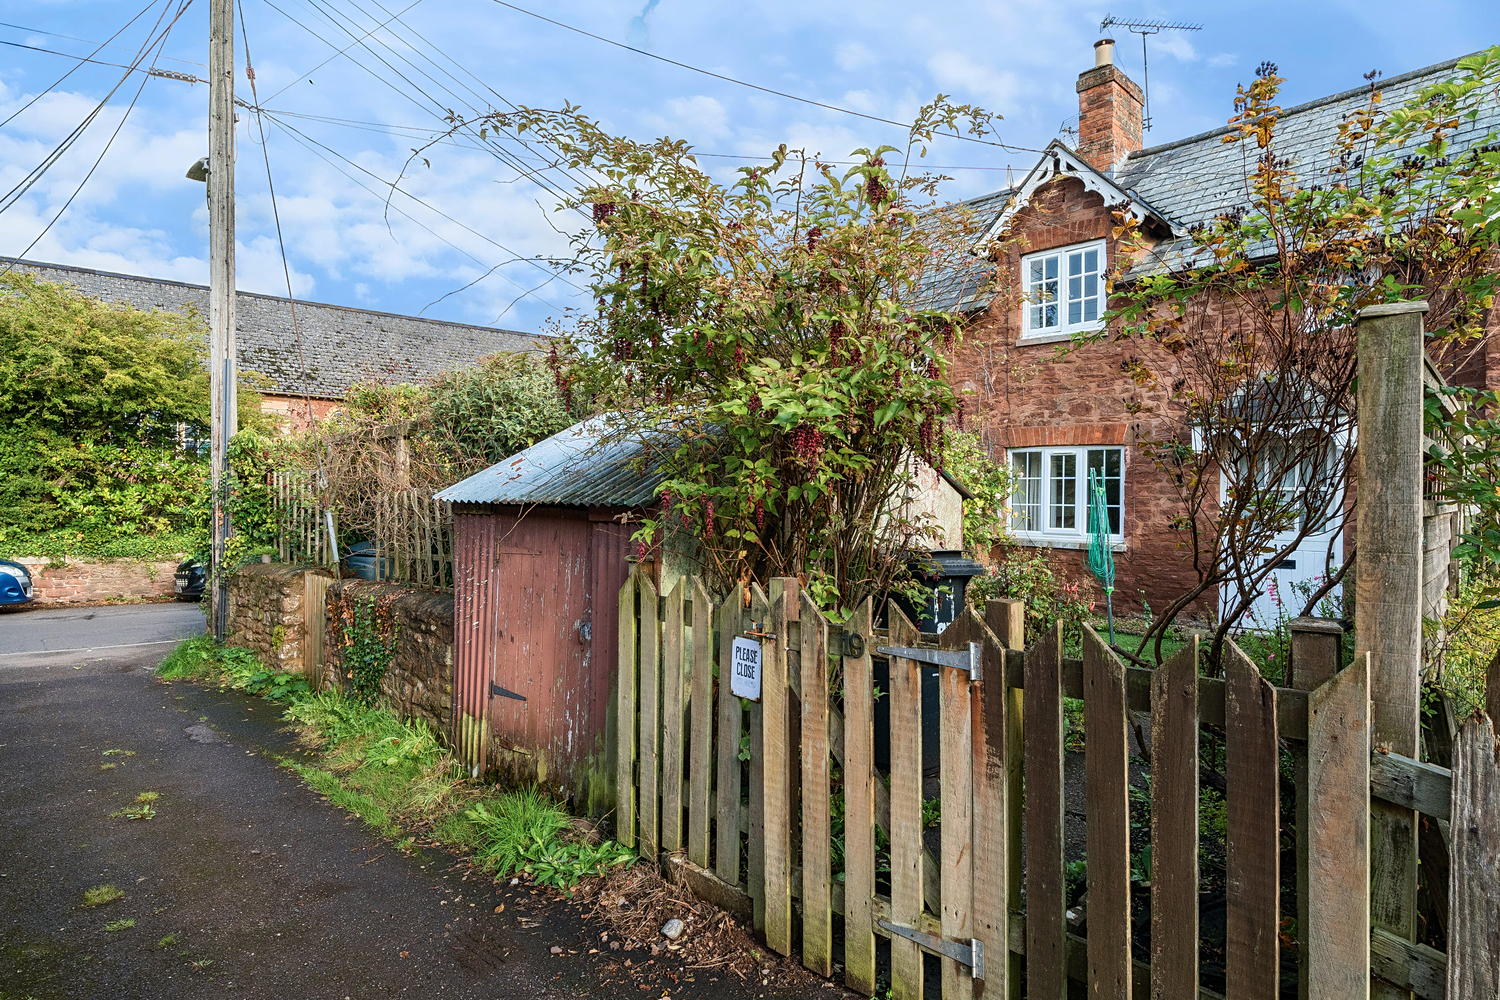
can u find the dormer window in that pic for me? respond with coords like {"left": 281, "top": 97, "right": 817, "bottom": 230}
{"left": 1020, "top": 240, "right": 1106, "bottom": 342}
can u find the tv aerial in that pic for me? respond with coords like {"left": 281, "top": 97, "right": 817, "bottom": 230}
{"left": 1098, "top": 15, "right": 1203, "bottom": 131}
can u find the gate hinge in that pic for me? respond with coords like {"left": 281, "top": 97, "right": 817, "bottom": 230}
{"left": 491, "top": 682, "right": 527, "bottom": 701}
{"left": 877, "top": 920, "right": 984, "bottom": 980}
{"left": 875, "top": 641, "right": 981, "bottom": 681}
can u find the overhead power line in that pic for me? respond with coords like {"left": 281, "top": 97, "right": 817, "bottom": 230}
{"left": 0, "top": 20, "right": 205, "bottom": 66}
{"left": 0, "top": 38, "right": 202, "bottom": 84}
{"left": 1, "top": 0, "right": 195, "bottom": 275}
{"left": 0, "top": 1, "right": 161, "bottom": 130}
{"left": 487, "top": 0, "right": 1046, "bottom": 155}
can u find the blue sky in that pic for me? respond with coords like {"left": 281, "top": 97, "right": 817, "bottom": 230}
{"left": 0, "top": 0, "right": 1493, "bottom": 335}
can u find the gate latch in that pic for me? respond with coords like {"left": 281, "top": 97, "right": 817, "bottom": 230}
{"left": 876, "top": 920, "right": 984, "bottom": 980}
{"left": 875, "top": 641, "right": 982, "bottom": 681}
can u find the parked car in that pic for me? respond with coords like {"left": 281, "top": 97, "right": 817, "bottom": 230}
{"left": 341, "top": 540, "right": 389, "bottom": 581}
{"left": 0, "top": 558, "right": 35, "bottom": 607}
{"left": 174, "top": 559, "right": 206, "bottom": 600}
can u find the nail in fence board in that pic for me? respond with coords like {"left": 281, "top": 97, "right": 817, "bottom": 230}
{"left": 1225, "top": 641, "right": 1279, "bottom": 1000}
{"left": 638, "top": 574, "right": 661, "bottom": 862}
{"left": 616, "top": 573, "right": 637, "bottom": 849}
{"left": 1306, "top": 654, "right": 1370, "bottom": 1000}
{"left": 842, "top": 598, "right": 878, "bottom": 995}
{"left": 660, "top": 579, "right": 686, "bottom": 854}
{"left": 688, "top": 577, "right": 715, "bottom": 869}
{"left": 1150, "top": 637, "right": 1200, "bottom": 1000}
{"left": 715, "top": 584, "right": 745, "bottom": 886}
{"left": 760, "top": 586, "right": 793, "bottom": 955}
{"left": 1448, "top": 715, "right": 1500, "bottom": 1000}
{"left": 1025, "top": 622, "right": 1067, "bottom": 1000}
{"left": 800, "top": 591, "right": 833, "bottom": 977}
{"left": 938, "top": 619, "right": 976, "bottom": 1000}
{"left": 1082, "top": 625, "right": 1132, "bottom": 1000}
{"left": 888, "top": 602, "right": 925, "bottom": 1000}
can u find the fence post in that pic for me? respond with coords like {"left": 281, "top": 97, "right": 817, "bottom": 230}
{"left": 1356, "top": 300, "right": 1428, "bottom": 1000}
{"left": 1290, "top": 616, "right": 1346, "bottom": 1000}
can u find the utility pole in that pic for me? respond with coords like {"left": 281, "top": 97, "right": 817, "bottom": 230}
{"left": 208, "top": 0, "right": 237, "bottom": 641}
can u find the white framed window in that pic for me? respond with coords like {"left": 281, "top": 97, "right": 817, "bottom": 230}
{"left": 1020, "top": 240, "right": 1106, "bottom": 341}
{"left": 1009, "top": 446, "right": 1123, "bottom": 545}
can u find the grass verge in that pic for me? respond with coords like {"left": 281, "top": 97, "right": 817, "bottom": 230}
{"left": 157, "top": 636, "right": 633, "bottom": 892}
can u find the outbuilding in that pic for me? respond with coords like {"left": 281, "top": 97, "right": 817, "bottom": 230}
{"left": 436, "top": 416, "right": 674, "bottom": 812}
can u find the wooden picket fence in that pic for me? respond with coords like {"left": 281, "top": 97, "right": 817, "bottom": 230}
{"left": 614, "top": 570, "right": 1500, "bottom": 999}
{"left": 372, "top": 489, "right": 454, "bottom": 589}
{"left": 271, "top": 469, "right": 337, "bottom": 567}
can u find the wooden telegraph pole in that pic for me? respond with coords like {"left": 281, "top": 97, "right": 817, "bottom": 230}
{"left": 1356, "top": 300, "right": 1428, "bottom": 1000}
{"left": 208, "top": 0, "right": 237, "bottom": 640}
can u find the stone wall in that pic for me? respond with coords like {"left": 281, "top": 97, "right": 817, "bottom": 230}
{"left": 226, "top": 563, "right": 333, "bottom": 671}
{"left": 324, "top": 580, "right": 455, "bottom": 739}
{"left": 14, "top": 556, "right": 184, "bottom": 604}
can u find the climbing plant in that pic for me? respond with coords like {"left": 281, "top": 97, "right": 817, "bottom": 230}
{"left": 330, "top": 593, "right": 400, "bottom": 708}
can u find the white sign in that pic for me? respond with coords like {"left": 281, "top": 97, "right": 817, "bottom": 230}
{"left": 730, "top": 636, "right": 763, "bottom": 701}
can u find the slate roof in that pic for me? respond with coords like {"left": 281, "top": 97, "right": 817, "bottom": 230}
{"left": 930, "top": 50, "right": 1500, "bottom": 307}
{"left": 1116, "top": 52, "right": 1500, "bottom": 278}
{"left": 914, "top": 187, "right": 1012, "bottom": 313}
{"left": 4, "top": 258, "right": 544, "bottom": 399}
{"left": 436, "top": 415, "right": 669, "bottom": 507}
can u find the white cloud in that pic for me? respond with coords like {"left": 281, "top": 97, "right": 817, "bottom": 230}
{"left": 651, "top": 95, "right": 732, "bottom": 140}
{"left": 1154, "top": 35, "right": 1200, "bottom": 62}
{"left": 926, "top": 51, "right": 1020, "bottom": 111}
{"left": 1208, "top": 53, "right": 1240, "bottom": 68}
{"left": 836, "top": 42, "right": 876, "bottom": 72}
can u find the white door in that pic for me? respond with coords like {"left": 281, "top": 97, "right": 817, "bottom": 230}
{"left": 1221, "top": 434, "right": 1345, "bottom": 630}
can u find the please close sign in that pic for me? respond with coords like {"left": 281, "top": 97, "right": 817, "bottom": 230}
{"left": 730, "top": 636, "right": 762, "bottom": 701}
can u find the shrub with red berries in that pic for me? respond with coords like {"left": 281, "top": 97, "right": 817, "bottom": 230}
{"left": 493, "top": 98, "right": 1002, "bottom": 612}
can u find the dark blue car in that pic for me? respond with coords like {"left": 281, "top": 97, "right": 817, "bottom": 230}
{"left": 0, "top": 558, "right": 35, "bottom": 607}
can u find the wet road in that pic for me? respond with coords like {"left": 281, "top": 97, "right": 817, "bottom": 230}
{"left": 0, "top": 601, "right": 205, "bottom": 659}
{"left": 0, "top": 610, "right": 807, "bottom": 999}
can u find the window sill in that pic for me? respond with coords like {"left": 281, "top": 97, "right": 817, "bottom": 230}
{"left": 1016, "top": 330, "right": 1094, "bottom": 346}
{"left": 1011, "top": 533, "right": 1126, "bottom": 553}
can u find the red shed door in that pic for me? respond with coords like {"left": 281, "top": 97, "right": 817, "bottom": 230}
{"left": 489, "top": 514, "right": 592, "bottom": 783}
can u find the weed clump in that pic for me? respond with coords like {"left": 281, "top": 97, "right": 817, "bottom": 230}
{"left": 82, "top": 885, "right": 124, "bottom": 907}
{"left": 157, "top": 635, "right": 309, "bottom": 700}
{"left": 466, "top": 788, "right": 634, "bottom": 889}
{"left": 104, "top": 919, "right": 135, "bottom": 932}
{"left": 110, "top": 792, "right": 159, "bottom": 821}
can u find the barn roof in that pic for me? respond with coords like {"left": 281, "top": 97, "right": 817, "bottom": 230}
{"left": 3, "top": 258, "right": 544, "bottom": 400}
{"left": 435, "top": 415, "right": 669, "bottom": 507}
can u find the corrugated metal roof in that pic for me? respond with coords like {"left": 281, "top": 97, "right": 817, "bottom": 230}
{"left": 435, "top": 415, "right": 669, "bottom": 507}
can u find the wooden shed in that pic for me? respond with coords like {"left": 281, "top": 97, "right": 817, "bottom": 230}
{"left": 436, "top": 417, "right": 672, "bottom": 812}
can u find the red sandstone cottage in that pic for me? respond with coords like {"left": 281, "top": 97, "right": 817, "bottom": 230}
{"left": 936, "top": 40, "right": 1500, "bottom": 623}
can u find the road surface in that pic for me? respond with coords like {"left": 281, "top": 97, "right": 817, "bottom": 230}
{"left": 1, "top": 604, "right": 813, "bottom": 999}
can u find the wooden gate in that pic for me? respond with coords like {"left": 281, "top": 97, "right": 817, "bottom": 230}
{"left": 615, "top": 571, "right": 1499, "bottom": 999}
{"left": 302, "top": 570, "right": 333, "bottom": 688}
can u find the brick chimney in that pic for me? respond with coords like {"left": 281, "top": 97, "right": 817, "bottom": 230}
{"left": 1076, "top": 38, "right": 1144, "bottom": 173}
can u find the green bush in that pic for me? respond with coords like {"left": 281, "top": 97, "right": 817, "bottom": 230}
{"left": 0, "top": 272, "right": 273, "bottom": 556}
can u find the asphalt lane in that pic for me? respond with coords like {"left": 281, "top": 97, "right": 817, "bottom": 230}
{"left": 0, "top": 615, "right": 816, "bottom": 1000}
{"left": 0, "top": 602, "right": 205, "bottom": 657}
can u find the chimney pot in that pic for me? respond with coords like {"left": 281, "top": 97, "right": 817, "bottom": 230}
{"left": 1095, "top": 38, "right": 1115, "bottom": 67}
